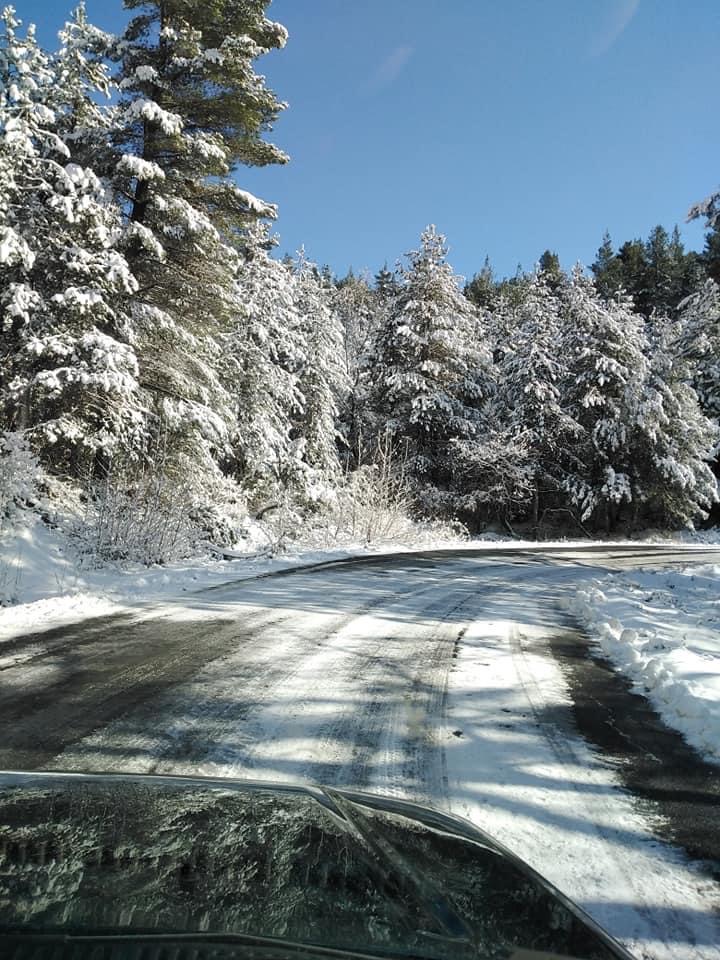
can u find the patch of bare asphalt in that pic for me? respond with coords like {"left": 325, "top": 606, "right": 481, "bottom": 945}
{"left": 544, "top": 618, "right": 720, "bottom": 882}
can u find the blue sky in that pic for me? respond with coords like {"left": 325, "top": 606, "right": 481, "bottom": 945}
{"left": 18, "top": 0, "right": 720, "bottom": 282}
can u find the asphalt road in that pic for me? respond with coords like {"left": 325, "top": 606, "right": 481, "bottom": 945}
{"left": 1, "top": 546, "right": 719, "bottom": 816}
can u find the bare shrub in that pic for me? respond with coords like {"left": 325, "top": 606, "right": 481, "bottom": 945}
{"left": 79, "top": 462, "right": 199, "bottom": 565}
{"left": 305, "top": 435, "right": 468, "bottom": 548}
{"left": 76, "top": 441, "right": 247, "bottom": 565}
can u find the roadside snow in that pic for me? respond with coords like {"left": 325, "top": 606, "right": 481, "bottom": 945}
{"left": 566, "top": 565, "right": 720, "bottom": 764}
{"left": 0, "top": 594, "right": 123, "bottom": 650}
{"left": 662, "top": 528, "right": 720, "bottom": 545}
{"left": 2, "top": 508, "right": 718, "bottom": 648}
{"left": 0, "top": 511, "right": 471, "bottom": 643}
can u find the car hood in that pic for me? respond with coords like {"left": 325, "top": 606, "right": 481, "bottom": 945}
{"left": 0, "top": 770, "right": 633, "bottom": 960}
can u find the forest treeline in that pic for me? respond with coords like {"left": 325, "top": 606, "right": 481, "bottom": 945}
{"left": 1, "top": 1, "right": 719, "bottom": 560}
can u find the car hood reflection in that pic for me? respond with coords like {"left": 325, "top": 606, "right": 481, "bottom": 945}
{"left": 0, "top": 771, "right": 633, "bottom": 959}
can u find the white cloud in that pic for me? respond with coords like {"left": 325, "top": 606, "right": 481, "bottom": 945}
{"left": 590, "top": 0, "right": 641, "bottom": 56}
{"left": 368, "top": 45, "right": 414, "bottom": 91}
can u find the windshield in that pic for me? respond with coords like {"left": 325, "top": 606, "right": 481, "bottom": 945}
{"left": 0, "top": 774, "right": 626, "bottom": 960}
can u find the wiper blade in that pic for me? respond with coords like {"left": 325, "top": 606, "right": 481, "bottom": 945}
{"left": 323, "top": 790, "right": 473, "bottom": 944}
{"left": 1, "top": 930, "right": 467, "bottom": 960}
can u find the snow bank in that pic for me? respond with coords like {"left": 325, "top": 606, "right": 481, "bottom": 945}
{"left": 638, "top": 527, "right": 720, "bottom": 545}
{"left": 565, "top": 567, "right": 720, "bottom": 763}
{"left": 667, "top": 527, "right": 720, "bottom": 545}
{"left": 0, "top": 593, "right": 122, "bottom": 649}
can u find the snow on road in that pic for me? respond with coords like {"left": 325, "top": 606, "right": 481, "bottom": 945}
{"left": 566, "top": 564, "right": 720, "bottom": 763}
{"left": 446, "top": 613, "right": 719, "bottom": 960}
{"left": 35, "top": 553, "right": 720, "bottom": 960}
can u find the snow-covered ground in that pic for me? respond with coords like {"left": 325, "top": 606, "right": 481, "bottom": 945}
{"left": 4, "top": 511, "right": 720, "bottom": 773}
{"left": 3, "top": 509, "right": 718, "bottom": 641}
{"left": 566, "top": 564, "right": 720, "bottom": 764}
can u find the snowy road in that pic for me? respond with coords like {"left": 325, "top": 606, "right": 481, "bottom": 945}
{"left": 1, "top": 546, "right": 720, "bottom": 959}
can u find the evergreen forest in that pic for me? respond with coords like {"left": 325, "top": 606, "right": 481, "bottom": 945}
{"left": 2, "top": 0, "right": 720, "bottom": 561}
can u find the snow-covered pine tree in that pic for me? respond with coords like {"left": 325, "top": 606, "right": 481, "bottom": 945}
{"left": 676, "top": 280, "right": 720, "bottom": 424}
{"left": 633, "top": 314, "right": 718, "bottom": 526}
{"left": 290, "top": 251, "right": 346, "bottom": 489}
{"left": 491, "top": 271, "right": 581, "bottom": 523}
{"left": 54, "top": 3, "right": 115, "bottom": 167}
{"left": 109, "top": 0, "right": 289, "bottom": 483}
{"left": 560, "top": 270, "right": 717, "bottom": 529}
{"left": 559, "top": 269, "right": 650, "bottom": 528}
{"left": 689, "top": 181, "right": 720, "bottom": 233}
{"left": 225, "top": 225, "right": 304, "bottom": 501}
{"left": 0, "top": 7, "right": 145, "bottom": 476}
{"left": 368, "top": 226, "right": 490, "bottom": 512}
{"left": 332, "top": 271, "right": 381, "bottom": 467}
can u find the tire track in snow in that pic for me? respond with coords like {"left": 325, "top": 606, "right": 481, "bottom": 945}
{"left": 51, "top": 564, "right": 471, "bottom": 777}
{"left": 308, "top": 587, "right": 476, "bottom": 793}
{"left": 509, "top": 621, "right": 665, "bottom": 948}
{"left": 440, "top": 601, "right": 720, "bottom": 960}
{"left": 173, "top": 574, "right": 475, "bottom": 786}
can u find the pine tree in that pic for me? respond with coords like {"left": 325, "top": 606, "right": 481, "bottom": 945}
{"left": 689, "top": 183, "right": 720, "bottom": 231}
{"left": 495, "top": 266, "right": 531, "bottom": 309}
{"left": 374, "top": 264, "right": 398, "bottom": 302}
{"left": 594, "top": 226, "right": 698, "bottom": 316}
{"left": 559, "top": 272, "right": 716, "bottom": 529}
{"left": 493, "top": 271, "right": 580, "bottom": 522}
{"left": 538, "top": 249, "right": 563, "bottom": 287}
{"left": 464, "top": 256, "right": 497, "bottom": 309}
{"left": 643, "top": 225, "right": 676, "bottom": 316}
{"left": 225, "top": 227, "right": 303, "bottom": 500}
{"left": 701, "top": 224, "right": 720, "bottom": 286}
{"left": 676, "top": 280, "right": 720, "bottom": 423}
{"left": 667, "top": 225, "right": 700, "bottom": 309}
{"left": 290, "top": 251, "right": 346, "bottom": 486}
{"left": 560, "top": 269, "right": 650, "bottom": 528}
{"left": 332, "top": 271, "right": 379, "bottom": 466}
{"left": 591, "top": 232, "right": 624, "bottom": 301}
{"left": 0, "top": 8, "right": 145, "bottom": 475}
{"left": 369, "top": 226, "right": 490, "bottom": 510}
{"left": 54, "top": 2, "right": 115, "bottom": 168}
{"left": 616, "top": 239, "right": 648, "bottom": 313}
{"left": 109, "top": 0, "right": 289, "bottom": 481}
{"left": 636, "top": 314, "right": 718, "bottom": 526}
